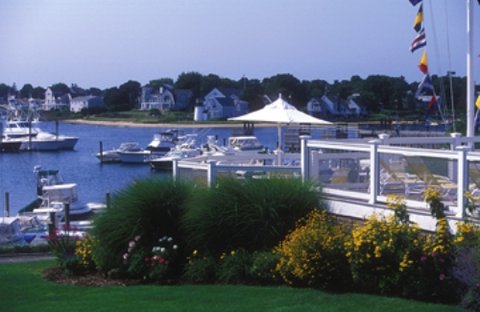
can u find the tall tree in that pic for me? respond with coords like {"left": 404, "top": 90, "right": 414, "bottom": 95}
{"left": 32, "top": 87, "right": 46, "bottom": 99}
{"left": 118, "top": 80, "right": 141, "bottom": 110}
{"left": 20, "top": 84, "right": 34, "bottom": 98}
{"left": 175, "top": 71, "right": 203, "bottom": 98}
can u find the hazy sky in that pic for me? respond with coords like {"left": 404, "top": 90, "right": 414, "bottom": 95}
{"left": 0, "top": 0, "right": 478, "bottom": 89}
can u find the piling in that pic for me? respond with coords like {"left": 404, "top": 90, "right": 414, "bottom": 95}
{"left": 64, "top": 203, "right": 70, "bottom": 228}
{"left": 99, "top": 141, "right": 104, "bottom": 163}
{"left": 4, "top": 192, "right": 9, "bottom": 217}
{"left": 106, "top": 192, "right": 111, "bottom": 209}
{"left": 48, "top": 211, "right": 56, "bottom": 236}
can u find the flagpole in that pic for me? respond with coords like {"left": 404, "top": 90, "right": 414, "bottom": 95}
{"left": 466, "top": 0, "right": 475, "bottom": 147}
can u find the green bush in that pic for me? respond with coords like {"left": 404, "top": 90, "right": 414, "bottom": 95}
{"left": 276, "top": 210, "right": 351, "bottom": 291}
{"left": 182, "top": 250, "right": 217, "bottom": 284}
{"left": 249, "top": 251, "right": 281, "bottom": 285}
{"left": 217, "top": 249, "right": 253, "bottom": 284}
{"left": 92, "top": 179, "right": 193, "bottom": 274}
{"left": 182, "top": 177, "right": 321, "bottom": 254}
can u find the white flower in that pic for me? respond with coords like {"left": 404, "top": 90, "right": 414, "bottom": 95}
{"left": 123, "top": 253, "right": 129, "bottom": 260}
{"left": 173, "top": 244, "right": 178, "bottom": 250}
{"left": 152, "top": 246, "right": 160, "bottom": 252}
{"left": 160, "top": 247, "right": 166, "bottom": 253}
{"left": 167, "top": 237, "right": 173, "bottom": 242}
{"left": 129, "top": 241, "right": 136, "bottom": 248}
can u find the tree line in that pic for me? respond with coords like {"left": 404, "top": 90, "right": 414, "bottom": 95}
{"left": 0, "top": 72, "right": 469, "bottom": 117}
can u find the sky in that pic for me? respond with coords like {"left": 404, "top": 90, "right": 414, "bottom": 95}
{"left": 0, "top": 0, "right": 479, "bottom": 89}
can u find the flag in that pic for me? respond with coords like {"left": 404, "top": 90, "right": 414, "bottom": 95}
{"left": 427, "top": 95, "right": 437, "bottom": 111}
{"left": 476, "top": 95, "right": 480, "bottom": 109}
{"left": 409, "top": 0, "right": 422, "bottom": 6}
{"left": 418, "top": 50, "right": 428, "bottom": 74}
{"left": 415, "top": 74, "right": 434, "bottom": 98}
{"left": 413, "top": 3, "right": 424, "bottom": 32}
{"left": 410, "top": 31, "right": 427, "bottom": 53}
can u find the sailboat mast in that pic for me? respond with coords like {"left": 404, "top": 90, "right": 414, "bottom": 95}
{"left": 466, "top": 0, "right": 475, "bottom": 145}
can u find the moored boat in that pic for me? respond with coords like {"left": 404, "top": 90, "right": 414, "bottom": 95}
{"left": 96, "top": 142, "right": 144, "bottom": 163}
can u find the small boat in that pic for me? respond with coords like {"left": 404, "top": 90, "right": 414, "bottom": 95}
{"left": 3, "top": 119, "right": 78, "bottom": 151}
{"left": 228, "top": 136, "right": 265, "bottom": 151}
{"left": 149, "top": 133, "right": 202, "bottom": 170}
{"left": 149, "top": 147, "right": 202, "bottom": 171}
{"left": 145, "top": 129, "right": 182, "bottom": 155}
{"left": 117, "top": 148, "right": 151, "bottom": 163}
{"left": 18, "top": 166, "right": 106, "bottom": 222}
{"left": 96, "top": 142, "right": 144, "bottom": 163}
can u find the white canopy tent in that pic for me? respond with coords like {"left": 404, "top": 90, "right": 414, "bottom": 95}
{"left": 229, "top": 94, "right": 332, "bottom": 151}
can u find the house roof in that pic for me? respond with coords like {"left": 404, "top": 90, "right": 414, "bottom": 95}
{"left": 215, "top": 97, "right": 235, "bottom": 107}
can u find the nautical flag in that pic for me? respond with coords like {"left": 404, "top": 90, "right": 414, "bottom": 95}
{"left": 418, "top": 50, "right": 428, "bottom": 74}
{"left": 476, "top": 95, "right": 480, "bottom": 109}
{"left": 414, "top": 4, "right": 424, "bottom": 32}
{"left": 410, "top": 31, "right": 427, "bottom": 53}
{"left": 427, "top": 95, "right": 437, "bottom": 111}
{"left": 409, "top": 0, "right": 422, "bottom": 6}
{"left": 415, "top": 74, "right": 434, "bottom": 98}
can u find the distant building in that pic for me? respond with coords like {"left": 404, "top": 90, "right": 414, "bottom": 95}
{"left": 140, "top": 84, "right": 192, "bottom": 112}
{"left": 43, "top": 88, "right": 71, "bottom": 111}
{"left": 197, "top": 87, "right": 249, "bottom": 121}
{"left": 306, "top": 94, "right": 366, "bottom": 119}
{"left": 70, "top": 95, "right": 105, "bottom": 113}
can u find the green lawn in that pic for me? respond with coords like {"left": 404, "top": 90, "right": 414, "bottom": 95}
{"left": 0, "top": 260, "right": 465, "bottom": 312}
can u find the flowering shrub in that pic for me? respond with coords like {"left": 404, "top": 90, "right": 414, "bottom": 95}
{"left": 414, "top": 218, "right": 458, "bottom": 303}
{"left": 345, "top": 211, "right": 422, "bottom": 295}
{"left": 455, "top": 222, "right": 480, "bottom": 248}
{"left": 74, "top": 234, "right": 96, "bottom": 272}
{"left": 217, "top": 249, "right": 253, "bottom": 284}
{"left": 122, "top": 235, "right": 178, "bottom": 282}
{"left": 275, "top": 210, "right": 351, "bottom": 291}
{"left": 182, "top": 249, "right": 217, "bottom": 284}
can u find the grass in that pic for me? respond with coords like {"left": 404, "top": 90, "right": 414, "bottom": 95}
{"left": 0, "top": 260, "right": 465, "bottom": 312}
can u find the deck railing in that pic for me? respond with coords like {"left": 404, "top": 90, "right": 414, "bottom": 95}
{"left": 173, "top": 132, "right": 480, "bottom": 223}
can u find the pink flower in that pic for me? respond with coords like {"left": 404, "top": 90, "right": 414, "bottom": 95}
{"left": 123, "top": 253, "right": 129, "bottom": 260}
{"left": 420, "top": 256, "right": 427, "bottom": 262}
{"left": 439, "top": 273, "right": 446, "bottom": 281}
{"left": 129, "top": 241, "right": 136, "bottom": 248}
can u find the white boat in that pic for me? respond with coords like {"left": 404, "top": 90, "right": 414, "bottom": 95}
{"left": 96, "top": 142, "right": 144, "bottom": 163}
{"left": 19, "top": 166, "right": 106, "bottom": 222}
{"left": 3, "top": 119, "right": 78, "bottom": 151}
{"left": 228, "top": 136, "right": 265, "bottom": 151}
{"left": 149, "top": 146, "right": 202, "bottom": 171}
{"left": 145, "top": 129, "right": 182, "bottom": 155}
{"left": 117, "top": 148, "right": 151, "bottom": 163}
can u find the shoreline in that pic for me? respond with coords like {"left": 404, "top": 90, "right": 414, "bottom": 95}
{"left": 64, "top": 119, "right": 274, "bottom": 129}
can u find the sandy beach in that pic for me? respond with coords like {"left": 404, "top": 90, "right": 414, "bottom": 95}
{"left": 64, "top": 119, "right": 273, "bottom": 128}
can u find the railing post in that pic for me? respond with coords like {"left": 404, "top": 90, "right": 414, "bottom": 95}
{"left": 449, "top": 133, "right": 462, "bottom": 182}
{"left": 172, "top": 159, "right": 179, "bottom": 182}
{"left": 300, "top": 135, "right": 311, "bottom": 183}
{"left": 369, "top": 139, "right": 381, "bottom": 204}
{"left": 456, "top": 146, "right": 470, "bottom": 218}
{"left": 207, "top": 160, "right": 216, "bottom": 188}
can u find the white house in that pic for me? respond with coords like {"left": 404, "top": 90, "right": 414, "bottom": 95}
{"left": 199, "top": 88, "right": 248, "bottom": 120}
{"left": 140, "top": 85, "right": 175, "bottom": 111}
{"left": 70, "top": 96, "right": 104, "bottom": 113}
{"left": 43, "top": 88, "right": 71, "bottom": 111}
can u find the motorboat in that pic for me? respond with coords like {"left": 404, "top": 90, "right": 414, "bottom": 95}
{"left": 3, "top": 119, "right": 78, "bottom": 151}
{"left": 117, "top": 148, "right": 151, "bottom": 163}
{"left": 149, "top": 146, "right": 202, "bottom": 171}
{"left": 18, "top": 166, "right": 106, "bottom": 223}
{"left": 96, "top": 142, "right": 144, "bottom": 163}
{"left": 149, "top": 133, "right": 203, "bottom": 170}
{"left": 228, "top": 136, "right": 265, "bottom": 151}
{"left": 145, "top": 129, "right": 182, "bottom": 155}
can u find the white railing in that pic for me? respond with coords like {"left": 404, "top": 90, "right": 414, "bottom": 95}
{"left": 302, "top": 133, "right": 480, "bottom": 219}
{"left": 173, "top": 132, "right": 480, "bottom": 222}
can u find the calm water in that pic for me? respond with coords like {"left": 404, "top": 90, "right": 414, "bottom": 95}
{"left": 0, "top": 121, "right": 286, "bottom": 215}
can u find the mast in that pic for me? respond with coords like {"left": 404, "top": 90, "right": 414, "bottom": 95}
{"left": 466, "top": 0, "right": 475, "bottom": 146}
